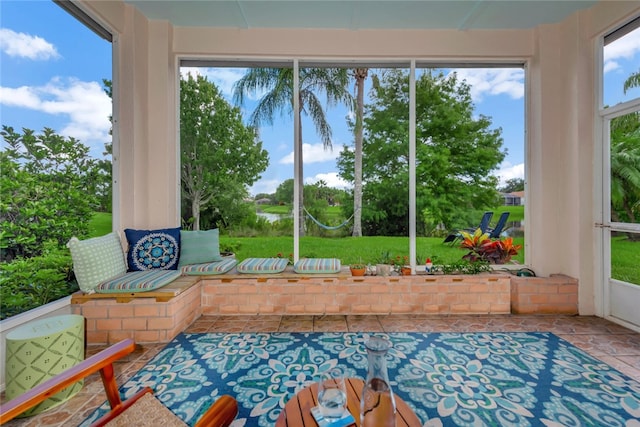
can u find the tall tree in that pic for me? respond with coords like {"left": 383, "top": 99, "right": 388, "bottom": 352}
{"left": 499, "top": 178, "right": 525, "bottom": 193}
{"left": 337, "top": 69, "right": 505, "bottom": 235}
{"left": 351, "top": 68, "right": 368, "bottom": 237}
{"left": 274, "top": 178, "right": 295, "bottom": 205}
{"left": 233, "top": 67, "right": 352, "bottom": 236}
{"left": 181, "top": 74, "right": 268, "bottom": 230}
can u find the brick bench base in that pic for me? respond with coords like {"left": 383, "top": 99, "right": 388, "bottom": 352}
{"left": 201, "top": 273, "right": 512, "bottom": 315}
{"left": 71, "top": 271, "right": 578, "bottom": 345}
{"left": 510, "top": 274, "right": 579, "bottom": 314}
{"left": 71, "top": 276, "right": 201, "bottom": 345}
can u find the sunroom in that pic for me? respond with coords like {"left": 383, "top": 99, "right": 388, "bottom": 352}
{"left": 2, "top": 1, "right": 640, "bottom": 426}
{"left": 57, "top": 0, "right": 639, "bottom": 330}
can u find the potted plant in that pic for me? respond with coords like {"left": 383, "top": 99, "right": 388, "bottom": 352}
{"left": 390, "top": 255, "right": 410, "bottom": 275}
{"left": 349, "top": 262, "right": 367, "bottom": 276}
{"left": 375, "top": 251, "right": 393, "bottom": 276}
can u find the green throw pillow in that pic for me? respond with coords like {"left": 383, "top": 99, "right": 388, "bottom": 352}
{"left": 178, "top": 229, "right": 223, "bottom": 267}
{"left": 67, "top": 232, "right": 127, "bottom": 293}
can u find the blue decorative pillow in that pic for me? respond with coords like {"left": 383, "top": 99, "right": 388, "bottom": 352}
{"left": 124, "top": 227, "right": 181, "bottom": 271}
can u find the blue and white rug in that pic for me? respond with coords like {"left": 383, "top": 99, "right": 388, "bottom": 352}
{"left": 81, "top": 332, "right": 640, "bottom": 426}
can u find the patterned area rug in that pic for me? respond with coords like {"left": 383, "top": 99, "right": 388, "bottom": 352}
{"left": 81, "top": 332, "right": 640, "bottom": 427}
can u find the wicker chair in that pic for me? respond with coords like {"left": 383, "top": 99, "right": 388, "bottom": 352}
{"left": 0, "top": 339, "right": 238, "bottom": 427}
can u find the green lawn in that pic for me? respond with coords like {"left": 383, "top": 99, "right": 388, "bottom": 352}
{"left": 88, "top": 212, "right": 112, "bottom": 237}
{"left": 611, "top": 235, "right": 640, "bottom": 283}
{"left": 220, "top": 235, "right": 525, "bottom": 266}
{"left": 499, "top": 205, "right": 524, "bottom": 222}
{"left": 259, "top": 205, "right": 291, "bottom": 215}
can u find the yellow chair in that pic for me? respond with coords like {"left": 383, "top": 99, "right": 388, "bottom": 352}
{"left": 0, "top": 339, "right": 238, "bottom": 427}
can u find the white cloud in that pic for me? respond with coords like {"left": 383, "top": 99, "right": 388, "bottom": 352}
{"left": 279, "top": 142, "right": 343, "bottom": 165}
{"left": 250, "top": 178, "right": 282, "bottom": 195}
{"left": 449, "top": 68, "right": 524, "bottom": 101}
{"left": 0, "top": 77, "right": 112, "bottom": 155}
{"left": 179, "top": 67, "right": 264, "bottom": 101}
{"left": 493, "top": 161, "right": 524, "bottom": 188}
{"left": 0, "top": 28, "right": 59, "bottom": 60}
{"left": 604, "top": 60, "right": 620, "bottom": 74}
{"left": 604, "top": 28, "right": 640, "bottom": 74}
{"left": 305, "top": 172, "right": 352, "bottom": 190}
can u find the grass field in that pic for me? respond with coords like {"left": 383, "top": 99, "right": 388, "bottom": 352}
{"left": 88, "top": 212, "right": 112, "bottom": 237}
{"left": 220, "top": 235, "right": 524, "bottom": 266}
{"left": 611, "top": 235, "right": 640, "bottom": 283}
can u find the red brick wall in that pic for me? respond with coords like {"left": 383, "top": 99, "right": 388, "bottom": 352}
{"left": 200, "top": 275, "right": 512, "bottom": 315}
{"left": 71, "top": 282, "right": 202, "bottom": 345}
{"left": 510, "top": 274, "right": 578, "bottom": 314}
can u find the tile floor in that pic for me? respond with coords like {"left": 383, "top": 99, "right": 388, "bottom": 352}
{"left": 2, "top": 314, "right": 640, "bottom": 426}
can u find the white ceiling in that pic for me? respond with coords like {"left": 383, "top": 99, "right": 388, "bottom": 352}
{"left": 124, "top": 0, "right": 598, "bottom": 31}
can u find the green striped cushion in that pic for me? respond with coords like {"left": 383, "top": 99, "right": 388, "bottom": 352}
{"left": 293, "top": 258, "right": 341, "bottom": 274}
{"left": 236, "top": 258, "right": 289, "bottom": 274}
{"left": 95, "top": 270, "right": 181, "bottom": 293}
{"left": 181, "top": 258, "right": 237, "bottom": 275}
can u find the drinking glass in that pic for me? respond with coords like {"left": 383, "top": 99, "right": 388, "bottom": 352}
{"left": 317, "top": 368, "right": 348, "bottom": 419}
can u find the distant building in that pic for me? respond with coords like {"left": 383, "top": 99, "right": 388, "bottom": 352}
{"left": 502, "top": 191, "right": 525, "bottom": 206}
{"left": 255, "top": 198, "right": 272, "bottom": 205}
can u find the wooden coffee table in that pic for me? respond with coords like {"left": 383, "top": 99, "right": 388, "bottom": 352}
{"left": 275, "top": 377, "right": 421, "bottom": 427}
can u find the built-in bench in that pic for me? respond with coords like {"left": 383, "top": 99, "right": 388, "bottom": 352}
{"left": 70, "top": 268, "right": 578, "bottom": 346}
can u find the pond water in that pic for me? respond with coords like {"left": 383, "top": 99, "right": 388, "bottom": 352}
{"left": 257, "top": 212, "right": 291, "bottom": 223}
{"left": 504, "top": 220, "right": 524, "bottom": 237}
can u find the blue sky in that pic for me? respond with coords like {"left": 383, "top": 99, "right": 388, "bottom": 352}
{"left": 1, "top": 1, "right": 639, "bottom": 196}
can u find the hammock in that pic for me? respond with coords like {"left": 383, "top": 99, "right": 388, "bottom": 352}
{"left": 303, "top": 207, "right": 354, "bottom": 230}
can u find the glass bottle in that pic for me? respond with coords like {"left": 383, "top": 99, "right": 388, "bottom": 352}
{"left": 360, "top": 336, "right": 396, "bottom": 427}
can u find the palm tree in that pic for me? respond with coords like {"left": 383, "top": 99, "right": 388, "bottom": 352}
{"left": 623, "top": 68, "right": 640, "bottom": 94}
{"left": 233, "top": 67, "right": 352, "bottom": 236}
{"left": 609, "top": 69, "right": 640, "bottom": 239}
{"left": 610, "top": 133, "right": 640, "bottom": 227}
{"left": 351, "top": 68, "right": 368, "bottom": 237}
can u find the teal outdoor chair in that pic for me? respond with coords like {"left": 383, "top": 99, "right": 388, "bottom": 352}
{"left": 487, "top": 212, "right": 511, "bottom": 238}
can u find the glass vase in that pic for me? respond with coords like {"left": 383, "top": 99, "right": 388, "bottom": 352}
{"left": 360, "top": 336, "right": 396, "bottom": 427}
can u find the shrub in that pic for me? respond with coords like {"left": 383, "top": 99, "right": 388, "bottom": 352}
{"left": 0, "top": 241, "right": 78, "bottom": 320}
{"left": 435, "top": 259, "right": 492, "bottom": 275}
{"left": 1, "top": 127, "right": 99, "bottom": 261}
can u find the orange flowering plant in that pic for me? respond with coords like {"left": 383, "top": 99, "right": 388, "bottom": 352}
{"left": 459, "top": 228, "right": 522, "bottom": 264}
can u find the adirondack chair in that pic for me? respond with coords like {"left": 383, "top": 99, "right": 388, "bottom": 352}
{"left": 487, "top": 212, "right": 511, "bottom": 238}
{"left": 0, "top": 339, "right": 238, "bottom": 427}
